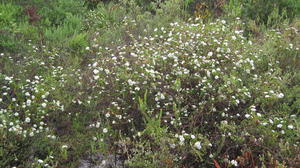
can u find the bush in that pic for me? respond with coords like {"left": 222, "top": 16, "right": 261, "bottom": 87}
{"left": 84, "top": 2, "right": 126, "bottom": 31}
{"left": 68, "top": 33, "right": 88, "bottom": 52}
{"left": 79, "top": 18, "right": 299, "bottom": 167}
{"left": 44, "top": 14, "right": 83, "bottom": 45}
{"left": 0, "top": 2, "right": 28, "bottom": 52}
{"left": 0, "top": 2, "right": 23, "bottom": 30}
{"left": 229, "top": 0, "right": 300, "bottom": 26}
{"left": 38, "top": 0, "right": 86, "bottom": 27}
{"left": 0, "top": 0, "right": 299, "bottom": 167}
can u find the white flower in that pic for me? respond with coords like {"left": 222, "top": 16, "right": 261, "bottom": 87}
{"left": 250, "top": 105, "right": 256, "bottom": 112}
{"left": 170, "top": 143, "right": 176, "bottom": 149}
{"left": 179, "top": 135, "right": 185, "bottom": 142}
{"left": 25, "top": 117, "right": 31, "bottom": 123}
{"left": 277, "top": 124, "right": 283, "bottom": 128}
{"left": 277, "top": 93, "right": 284, "bottom": 98}
{"left": 269, "top": 119, "right": 274, "bottom": 124}
{"left": 128, "top": 79, "right": 135, "bottom": 86}
{"left": 93, "top": 69, "right": 99, "bottom": 74}
{"left": 245, "top": 114, "right": 250, "bottom": 118}
{"left": 288, "top": 125, "right": 294, "bottom": 129}
{"left": 41, "top": 103, "right": 47, "bottom": 108}
{"left": 105, "top": 113, "right": 110, "bottom": 118}
{"left": 93, "top": 137, "right": 97, "bottom": 141}
{"left": 190, "top": 135, "right": 196, "bottom": 139}
{"left": 160, "top": 93, "right": 165, "bottom": 100}
{"left": 92, "top": 62, "right": 98, "bottom": 67}
{"left": 26, "top": 99, "right": 32, "bottom": 105}
{"left": 37, "top": 159, "right": 43, "bottom": 164}
{"left": 208, "top": 52, "right": 213, "bottom": 57}
{"left": 101, "top": 160, "right": 107, "bottom": 165}
{"left": 194, "top": 141, "right": 202, "bottom": 150}
{"left": 230, "top": 160, "right": 238, "bottom": 166}
{"left": 62, "top": 145, "right": 68, "bottom": 149}
{"left": 103, "top": 128, "right": 108, "bottom": 133}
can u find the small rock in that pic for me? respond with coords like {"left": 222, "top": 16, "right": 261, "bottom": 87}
{"left": 78, "top": 153, "right": 124, "bottom": 168}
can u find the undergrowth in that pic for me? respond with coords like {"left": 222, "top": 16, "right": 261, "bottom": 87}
{"left": 0, "top": 0, "right": 299, "bottom": 167}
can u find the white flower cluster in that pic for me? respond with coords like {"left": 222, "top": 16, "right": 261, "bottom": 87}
{"left": 0, "top": 50, "right": 66, "bottom": 138}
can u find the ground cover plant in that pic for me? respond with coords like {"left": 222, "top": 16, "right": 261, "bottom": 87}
{"left": 0, "top": 0, "right": 299, "bottom": 167}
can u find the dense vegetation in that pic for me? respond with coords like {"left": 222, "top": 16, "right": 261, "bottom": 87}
{"left": 0, "top": 0, "right": 299, "bottom": 167}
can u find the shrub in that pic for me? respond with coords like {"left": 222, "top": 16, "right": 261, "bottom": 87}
{"left": 0, "top": 2, "right": 22, "bottom": 31}
{"left": 84, "top": 2, "right": 126, "bottom": 31}
{"left": 230, "top": 0, "right": 300, "bottom": 26}
{"left": 0, "top": 0, "right": 299, "bottom": 167}
{"left": 38, "top": 0, "right": 85, "bottom": 27}
{"left": 44, "top": 14, "right": 83, "bottom": 45}
{"left": 0, "top": 2, "right": 28, "bottom": 52}
{"left": 68, "top": 33, "right": 88, "bottom": 52}
{"left": 79, "top": 18, "right": 299, "bottom": 167}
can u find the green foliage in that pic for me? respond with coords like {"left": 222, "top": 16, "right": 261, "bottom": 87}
{"left": 39, "top": 0, "right": 85, "bottom": 27}
{"left": 68, "top": 33, "right": 88, "bottom": 52}
{"left": 0, "top": 32, "right": 19, "bottom": 52}
{"left": 44, "top": 14, "right": 83, "bottom": 45}
{"left": 0, "top": 133, "right": 58, "bottom": 167}
{"left": 0, "top": 2, "right": 22, "bottom": 30}
{"left": 224, "top": 0, "right": 243, "bottom": 18}
{"left": 138, "top": 92, "right": 166, "bottom": 138}
{"left": 84, "top": 2, "right": 126, "bottom": 30}
{"left": 229, "top": 0, "right": 300, "bottom": 26}
{"left": 134, "top": 0, "right": 159, "bottom": 12}
{"left": 0, "top": 2, "right": 28, "bottom": 52}
{"left": 84, "top": 0, "right": 104, "bottom": 9}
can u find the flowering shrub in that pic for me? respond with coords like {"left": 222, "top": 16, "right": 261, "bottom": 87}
{"left": 74, "top": 18, "right": 299, "bottom": 167}
{"left": 0, "top": 1, "right": 299, "bottom": 167}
